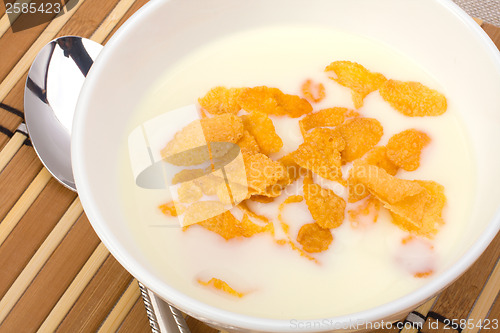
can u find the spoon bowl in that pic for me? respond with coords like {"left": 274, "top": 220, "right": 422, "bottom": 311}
{"left": 24, "top": 36, "right": 102, "bottom": 191}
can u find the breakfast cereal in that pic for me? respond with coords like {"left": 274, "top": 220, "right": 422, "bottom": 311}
{"left": 161, "top": 114, "right": 243, "bottom": 165}
{"left": 298, "top": 107, "right": 347, "bottom": 135}
{"left": 386, "top": 129, "right": 431, "bottom": 171}
{"left": 238, "top": 86, "right": 313, "bottom": 117}
{"left": 338, "top": 117, "right": 384, "bottom": 163}
{"left": 197, "top": 278, "right": 246, "bottom": 298}
{"left": 198, "top": 86, "right": 243, "bottom": 115}
{"left": 241, "top": 111, "right": 283, "bottom": 155}
{"left": 379, "top": 79, "right": 447, "bottom": 116}
{"left": 292, "top": 127, "right": 345, "bottom": 181}
{"left": 301, "top": 79, "right": 326, "bottom": 103}
{"left": 325, "top": 60, "right": 387, "bottom": 108}
{"left": 296, "top": 222, "right": 334, "bottom": 253}
{"left": 303, "top": 175, "right": 346, "bottom": 229}
{"left": 236, "top": 130, "right": 260, "bottom": 154}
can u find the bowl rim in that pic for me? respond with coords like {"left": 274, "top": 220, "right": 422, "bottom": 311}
{"left": 72, "top": 0, "right": 500, "bottom": 331}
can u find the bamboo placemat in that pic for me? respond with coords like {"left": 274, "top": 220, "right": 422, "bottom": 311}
{"left": 0, "top": 1, "right": 498, "bottom": 332}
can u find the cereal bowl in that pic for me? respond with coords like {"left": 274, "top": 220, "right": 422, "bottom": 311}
{"left": 72, "top": 0, "right": 500, "bottom": 331}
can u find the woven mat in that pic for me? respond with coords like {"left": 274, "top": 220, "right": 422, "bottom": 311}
{"left": 453, "top": 0, "right": 500, "bottom": 26}
{"left": 0, "top": 1, "right": 498, "bottom": 332}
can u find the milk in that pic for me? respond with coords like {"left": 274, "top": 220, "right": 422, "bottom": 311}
{"left": 119, "top": 26, "right": 475, "bottom": 319}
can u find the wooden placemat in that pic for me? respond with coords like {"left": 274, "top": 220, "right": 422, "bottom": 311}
{"left": 0, "top": 1, "right": 498, "bottom": 332}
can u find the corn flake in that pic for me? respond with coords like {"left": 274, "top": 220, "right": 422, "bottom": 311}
{"left": 299, "top": 107, "right": 347, "bottom": 135}
{"left": 215, "top": 150, "right": 248, "bottom": 182}
{"left": 159, "top": 201, "right": 184, "bottom": 217}
{"left": 278, "top": 195, "right": 304, "bottom": 231}
{"left": 182, "top": 201, "right": 227, "bottom": 227}
{"left": 223, "top": 181, "right": 249, "bottom": 205}
{"left": 197, "top": 278, "right": 246, "bottom": 298}
{"left": 240, "top": 213, "right": 272, "bottom": 237}
{"left": 283, "top": 194, "right": 304, "bottom": 205}
{"left": 279, "top": 153, "right": 305, "bottom": 184}
{"left": 347, "top": 147, "right": 398, "bottom": 202}
{"left": 162, "top": 145, "right": 211, "bottom": 168}
{"left": 199, "top": 108, "right": 208, "bottom": 118}
{"left": 193, "top": 171, "right": 225, "bottom": 196}
{"left": 282, "top": 239, "right": 320, "bottom": 264}
{"left": 348, "top": 196, "right": 381, "bottom": 228}
{"left": 362, "top": 146, "right": 399, "bottom": 176}
{"left": 347, "top": 174, "right": 370, "bottom": 203}
{"left": 296, "top": 222, "right": 333, "bottom": 253}
{"left": 276, "top": 91, "right": 314, "bottom": 118}
{"left": 350, "top": 164, "right": 423, "bottom": 204}
{"left": 209, "top": 142, "right": 240, "bottom": 162}
{"left": 238, "top": 202, "right": 270, "bottom": 224}
{"left": 238, "top": 86, "right": 312, "bottom": 118}
{"left": 215, "top": 182, "right": 234, "bottom": 205}
{"left": 303, "top": 179, "right": 346, "bottom": 229}
{"left": 417, "top": 181, "right": 446, "bottom": 220}
{"left": 386, "top": 129, "right": 431, "bottom": 171}
{"left": 198, "top": 86, "right": 243, "bottom": 115}
{"left": 301, "top": 79, "right": 326, "bottom": 103}
{"left": 325, "top": 61, "right": 387, "bottom": 109}
{"left": 241, "top": 111, "right": 283, "bottom": 155}
{"left": 259, "top": 183, "right": 287, "bottom": 198}
{"left": 237, "top": 130, "right": 260, "bottom": 154}
{"left": 351, "top": 164, "right": 446, "bottom": 237}
{"left": 238, "top": 86, "right": 282, "bottom": 115}
{"left": 338, "top": 118, "right": 383, "bottom": 163}
{"left": 344, "top": 109, "right": 361, "bottom": 118}
{"left": 379, "top": 80, "right": 447, "bottom": 117}
{"left": 250, "top": 195, "right": 276, "bottom": 203}
{"left": 243, "top": 153, "right": 288, "bottom": 196}
{"left": 292, "top": 128, "right": 345, "bottom": 181}
{"left": 278, "top": 195, "right": 304, "bottom": 240}
{"left": 218, "top": 152, "right": 288, "bottom": 199}
{"left": 172, "top": 169, "right": 206, "bottom": 185}
{"left": 177, "top": 182, "right": 203, "bottom": 204}
{"left": 202, "top": 114, "right": 244, "bottom": 145}
{"left": 414, "top": 271, "right": 433, "bottom": 278}
{"left": 162, "top": 114, "right": 244, "bottom": 166}
{"left": 195, "top": 210, "right": 268, "bottom": 240}
{"left": 389, "top": 180, "right": 446, "bottom": 237}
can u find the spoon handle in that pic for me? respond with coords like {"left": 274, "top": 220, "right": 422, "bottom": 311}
{"left": 138, "top": 281, "right": 191, "bottom": 333}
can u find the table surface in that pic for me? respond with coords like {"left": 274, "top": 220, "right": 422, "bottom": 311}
{"left": 452, "top": 0, "right": 500, "bottom": 26}
{"left": 0, "top": 1, "right": 499, "bottom": 333}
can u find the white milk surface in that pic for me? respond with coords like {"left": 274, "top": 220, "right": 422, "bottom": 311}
{"left": 119, "top": 26, "right": 475, "bottom": 319}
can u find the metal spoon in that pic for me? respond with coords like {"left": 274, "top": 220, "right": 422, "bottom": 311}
{"left": 24, "top": 36, "right": 190, "bottom": 333}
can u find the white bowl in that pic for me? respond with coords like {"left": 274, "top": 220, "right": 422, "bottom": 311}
{"left": 72, "top": 0, "right": 500, "bottom": 331}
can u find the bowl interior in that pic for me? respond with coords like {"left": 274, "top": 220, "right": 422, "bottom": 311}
{"left": 72, "top": 0, "right": 500, "bottom": 331}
